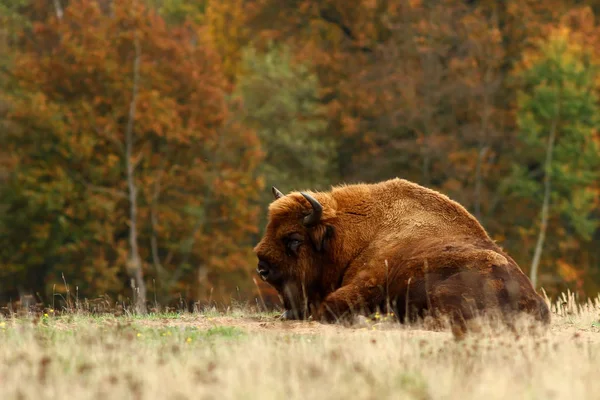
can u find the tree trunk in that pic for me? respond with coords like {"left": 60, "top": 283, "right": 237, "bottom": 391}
{"left": 53, "top": 0, "right": 64, "bottom": 20}
{"left": 529, "top": 90, "right": 561, "bottom": 289}
{"left": 125, "top": 33, "right": 146, "bottom": 313}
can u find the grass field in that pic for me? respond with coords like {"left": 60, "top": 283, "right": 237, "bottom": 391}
{"left": 1, "top": 291, "right": 599, "bottom": 400}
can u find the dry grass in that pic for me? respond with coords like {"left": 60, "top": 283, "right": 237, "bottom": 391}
{"left": 1, "top": 291, "right": 599, "bottom": 400}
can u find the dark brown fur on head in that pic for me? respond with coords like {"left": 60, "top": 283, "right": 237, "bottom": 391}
{"left": 253, "top": 178, "right": 551, "bottom": 331}
{"left": 253, "top": 189, "right": 337, "bottom": 319}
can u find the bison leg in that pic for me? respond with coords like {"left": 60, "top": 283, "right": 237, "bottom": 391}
{"left": 425, "top": 268, "right": 550, "bottom": 333}
{"left": 278, "top": 282, "right": 312, "bottom": 320}
{"left": 313, "top": 272, "right": 387, "bottom": 323}
{"left": 280, "top": 310, "right": 299, "bottom": 320}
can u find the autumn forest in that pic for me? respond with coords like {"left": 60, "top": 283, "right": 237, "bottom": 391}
{"left": 0, "top": 0, "right": 599, "bottom": 311}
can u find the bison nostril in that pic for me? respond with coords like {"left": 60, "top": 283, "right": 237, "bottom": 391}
{"left": 258, "top": 269, "right": 270, "bottom": 280}
{"left": 257, "top": 261, "right": 270, "bottom": 280}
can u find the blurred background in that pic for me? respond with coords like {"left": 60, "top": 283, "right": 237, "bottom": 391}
{"left": 0, "top": 0, "right": 599, "bottom": 312}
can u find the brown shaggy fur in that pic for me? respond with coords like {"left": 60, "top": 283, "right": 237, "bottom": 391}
{"left": 253, "top": 178, "right": 550, "bottom": 331}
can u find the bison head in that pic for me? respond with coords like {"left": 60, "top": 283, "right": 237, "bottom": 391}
{"left": 253, "top": 186, "right": 335, "bottom": 320}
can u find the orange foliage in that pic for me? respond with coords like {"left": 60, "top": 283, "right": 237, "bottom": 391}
{"left": 3, "top": 0, "right": 263, "bottom": 306}
{"left": 2, "top": 0, "right": 600, "bottom": 306}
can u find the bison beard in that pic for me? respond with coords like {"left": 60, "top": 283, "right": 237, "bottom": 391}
{"left": 254, "top": 178, "right": 551, "bottom": 332}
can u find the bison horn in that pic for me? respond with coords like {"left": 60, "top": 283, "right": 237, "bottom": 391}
{"left": 272, "top": 186, "right": 284, "bottom": 199}
{"left": 300, "top": 192, "right": 323, "bottom": 226}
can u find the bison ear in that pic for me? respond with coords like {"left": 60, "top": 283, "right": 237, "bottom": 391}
{"left": 308, "top": 224, "right": 333, "bottom": 252}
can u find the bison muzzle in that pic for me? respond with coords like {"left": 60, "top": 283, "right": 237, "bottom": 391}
{"left": 253, "top": 178, "right": 551, "bottom": 330}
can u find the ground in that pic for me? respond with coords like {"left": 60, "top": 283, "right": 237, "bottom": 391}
{"left": 1, "top": 292, "right": 599, "bottom": 400}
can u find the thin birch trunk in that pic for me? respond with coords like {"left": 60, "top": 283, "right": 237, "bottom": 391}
{"left": 126, "top": 32, "right": 146, "bottom": 313}
{"left": 53, "top": 0, "right": 64, "bottom": 20}
{"left": 530, "top": 88, "right": 561, "bottom": 289}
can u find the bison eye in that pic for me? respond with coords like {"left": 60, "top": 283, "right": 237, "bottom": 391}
{"left": 286, "top": 238, "right": 302, "bottom": 256}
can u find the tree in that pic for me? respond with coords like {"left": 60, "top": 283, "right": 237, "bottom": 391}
{"left": 205, "top": 0, "right": 248, "bottom": 82}
{"left": 0, "top": 0, "right": 32, "bottom": 279}
{"left": 511, "top": 26, "right": 600, "bottom": 289}
{"left": 0, "top": 0, "right": 263, "bottom": 308}
{"left": 233, "top": 42, "right": 336, "bottom": 220}
{"left": 144, "top": 0, "right": 207, "bottom": 25}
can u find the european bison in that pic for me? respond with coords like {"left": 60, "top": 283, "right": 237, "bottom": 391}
{"left": 253, "top": 178, "right": 550, "bottom": 330}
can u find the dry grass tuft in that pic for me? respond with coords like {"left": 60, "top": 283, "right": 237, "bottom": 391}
{"left": 0, "top": 291, "right": 599, "bottom": 399}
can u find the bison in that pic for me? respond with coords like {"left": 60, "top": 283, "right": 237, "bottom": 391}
{"left": 253, "top": 178, "right": 550, "bottom": 331}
